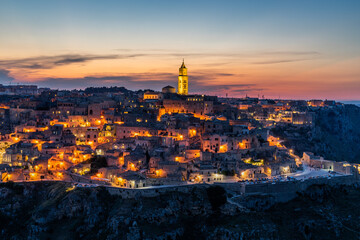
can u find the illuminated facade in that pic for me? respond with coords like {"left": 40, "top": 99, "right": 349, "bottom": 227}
{"left": 178, "top": 60, "right": 188, "bottom": 95}
{"left": 0, "top": 75, "right": 354, "bottom": 190}
{"left": 143, "top": 91, "right": 160, "bottom": 100}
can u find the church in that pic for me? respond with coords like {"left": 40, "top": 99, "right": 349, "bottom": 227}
{"left": 177, "top": 60, "right": 188, "bottom": 95}
{"left": 161, "top": 60, "right": 217, "bottom": 118}
{"left": 143, "top": 60, "right": 217, "bottom": 118}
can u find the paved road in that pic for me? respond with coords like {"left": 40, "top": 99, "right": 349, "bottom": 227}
{"left": 285, "top": 164, "right": 342, "bottom": 180}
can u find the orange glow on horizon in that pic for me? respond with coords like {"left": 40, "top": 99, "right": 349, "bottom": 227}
{"left": 3, "top": 53, "right": 359, "bottom": 100}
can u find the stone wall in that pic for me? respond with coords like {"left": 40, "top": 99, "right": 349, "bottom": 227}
{"left": 106, "top": 183, "right": 207, "bottom": 199}
{"left": 216, "top": 175, "right": 357, "bottom": 202}
{"left": 106, "top": 175, "right": 357, "bottom": 200}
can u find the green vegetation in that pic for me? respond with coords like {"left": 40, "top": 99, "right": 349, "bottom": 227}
{"left": 243, "top": 158, "right": 264, "bottom": 166}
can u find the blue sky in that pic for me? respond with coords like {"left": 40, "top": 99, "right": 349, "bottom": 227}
{"left": 0, "top": 0, "right": 359, "bottom": 99}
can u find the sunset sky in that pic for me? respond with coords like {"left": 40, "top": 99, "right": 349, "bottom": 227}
{"left": 0, "top": 0, "right": 359, "bottom": 100}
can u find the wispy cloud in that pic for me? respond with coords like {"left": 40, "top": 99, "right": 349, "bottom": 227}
{"left": 191, "top": 83, "right": 263, "bottom": 95}
{"left": 260, "top": 51, "right": 319, "bottom": 56}
{"left": 28, "top": 73, "right": 175, "bottom": 89}
{"left": 0, "top": 54, "right": 143, "bottom": 69}
{"left": 0, "top": 49, "right": 321, "bottom": 96}
{"left": 0, "top": 50, "right": 320, "bottom": 70}
{"left": 251, "top": 58, "right": 315, "bottom": 65}
{"left": 116, "top": 48, "right": 320, "bottom": 57}
{"left": 11, "top": 70, "right": 259, "bottom": 95}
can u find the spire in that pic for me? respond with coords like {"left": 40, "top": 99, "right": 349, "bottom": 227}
{"left": 180, "top": 59, "right": 186, "bottom": 68}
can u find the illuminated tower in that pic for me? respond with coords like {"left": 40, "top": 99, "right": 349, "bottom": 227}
{"left": 178, "top": 59, "right": 188, "bottom": 95}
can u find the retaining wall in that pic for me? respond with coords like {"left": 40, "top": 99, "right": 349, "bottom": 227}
{"left": 216, "top": 175, "right": 357, "bottom": 202}
{"left": 106, "top": 183, "right": 207, "bottom": 198}
{"left": 106, "top": 175, "right": 357, "bottom": 200}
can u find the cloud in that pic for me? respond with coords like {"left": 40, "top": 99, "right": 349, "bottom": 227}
{"left": 25, "top": 73, "right": 177, "bottom": 89}
{"left": 11, "top": 70, "right": 259, "bottom": 96}
{"left": 0, "top": 69, "right": 15, "bottom": 83}
{"left": 251, "top": 58, "right": 314, "bottom": 65}
{"left": 115, "top": 48, "right": 319, "bottom": 57}
{"left": 0, "top": 54, "right": 142, "bottom": 69}
{"left": 0, "top": 50, "right": 320, "bottom": 70}
{"left": 190, "top": 80, "right": 262, "bottom": 95}
{"left": 260, "top": 51, "right": 319, "bottom": 56}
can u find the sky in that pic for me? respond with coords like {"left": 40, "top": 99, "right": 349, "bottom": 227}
{"left": 0, "top": 0, "right": 359, "bottom": 100}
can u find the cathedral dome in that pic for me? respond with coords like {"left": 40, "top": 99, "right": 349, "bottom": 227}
{"left": 162, "top": 85, "right": 176, "bottom": 93}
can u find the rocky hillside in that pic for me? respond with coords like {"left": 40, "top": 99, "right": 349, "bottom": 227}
{"left": 272, "top": 104, "right": 360, "bottom": 163}
{"left": 1, "top": 182, "right": 360, "bottom": 239}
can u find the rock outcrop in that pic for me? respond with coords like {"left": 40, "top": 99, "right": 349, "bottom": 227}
{"left": 1, "top": 182, "right": 360, "bottom": 239}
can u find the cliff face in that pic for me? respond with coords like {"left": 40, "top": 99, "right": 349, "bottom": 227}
{"left": 1, "top": 182, "right": 360, "bottom": 240}
{"left": 272, "top": 105, "right": 360, "bottom": 163}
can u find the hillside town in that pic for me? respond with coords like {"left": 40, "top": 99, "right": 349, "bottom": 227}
{"left": 0, "top": 62, "right": 359, "bottom": 190}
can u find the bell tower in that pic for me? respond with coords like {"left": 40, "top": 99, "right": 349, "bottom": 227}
{"left": 178, "top": 59, "right": 188, "bottom": 95}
